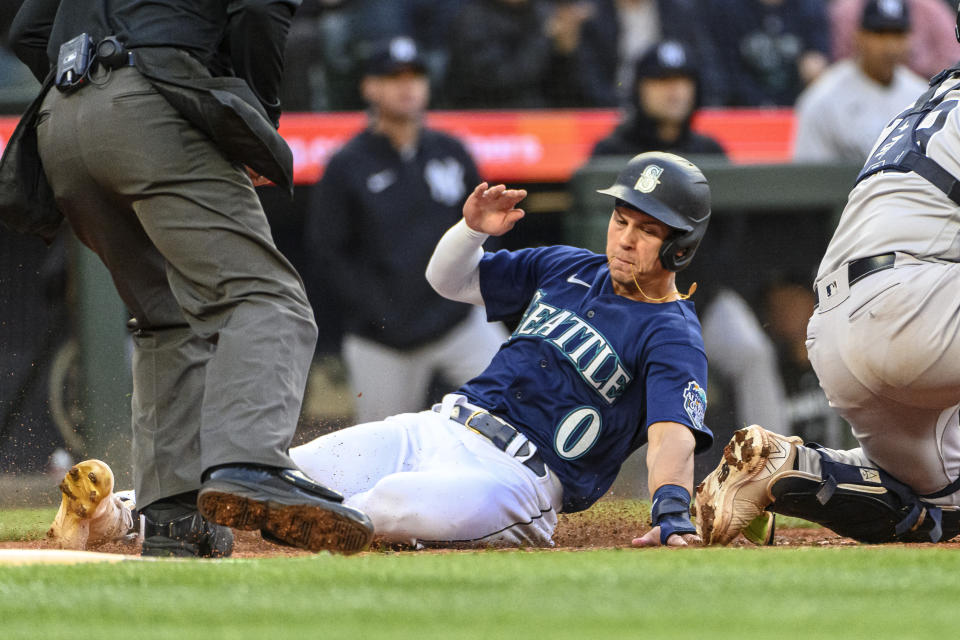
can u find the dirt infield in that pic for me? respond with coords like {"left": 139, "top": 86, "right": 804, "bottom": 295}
{"left": 0, "top": 518, "right": 890, "bottom": 558}
{"left": 4, "top": 502, "right": 958, "bottom": 557}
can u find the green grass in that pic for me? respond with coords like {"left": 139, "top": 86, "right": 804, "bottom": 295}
{"left": 1, "top": 547, "right": 958, "bottom": 639}
{"left": 0, "top": 504, "right": 913, "bottom": 639}
{"left": 0, "top": 508, "right": 56, "bottom": 541}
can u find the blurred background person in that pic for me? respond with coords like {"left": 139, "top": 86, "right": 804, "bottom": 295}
{"left": 444, "top": 0, "right": 555, "bottom": 108}
{"left": 591, "top": 40, "right": 726, "bottom": 158}
{"left": 793, "top": 0, "right": 928, "bottom": 163}
{"left": 0, "top": 0, "right": 70, "bottom": 475}
{"left": 759, "top": 273, "right": 845, "bottom": 447}
{"left": 830, "top": 0, "right": 960, "bottom": 80}
{"left": 0, "top": 0, "right": 36, "bottom": 115}
{"left": 708, "top": 0, "right": 831, "bottom": 106}
{"left": 443, "top": 0, "right": 619, "bottom": 108}
{"left": 543, "top": 0, "right": 619, "bottom": 107}
{"left": 279, "top": 0, "right": 367, "bottom": 112}
{"left": 303, "top": 38, "right": 508, "bottom": 423}
{"left": 355, "top": 0, "right": 469, "bottom": 105}
{"left": 612, "top": 0, "right": 726, "bottom": 106}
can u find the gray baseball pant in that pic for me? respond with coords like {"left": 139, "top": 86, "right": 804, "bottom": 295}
{"left": 807, "top": 252, "right": 960, "bottom": 504}
{"left": 35, "top": 67, "right": 317, "bottom": 508}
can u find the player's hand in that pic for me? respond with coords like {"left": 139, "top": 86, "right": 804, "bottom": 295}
{"left": 462, "top": 182, "right": 527, "bottom": 236}
{"left": 631, "top": 526, "right": 701, "bottom": 548}
{"left": 246, "top": 166, "right": 272, "bottom": 187}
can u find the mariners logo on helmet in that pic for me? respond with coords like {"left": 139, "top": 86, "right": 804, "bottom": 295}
{"left": 634, "top": 165, "right": 664, "bottom": 193}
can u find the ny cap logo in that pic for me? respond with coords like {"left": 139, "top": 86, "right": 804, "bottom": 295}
{"left": 634, "top": 165, "right": 664, "bottom": 193}
{"left": 389, "top": 36, "right": 418, "bottom": 62}
{"left": 877, "top": 0, "right": 905, "bottom": 20}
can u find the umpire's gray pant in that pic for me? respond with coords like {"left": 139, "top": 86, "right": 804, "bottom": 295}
{"left": 35, "top": 67, "right": 317, "bottom": 508}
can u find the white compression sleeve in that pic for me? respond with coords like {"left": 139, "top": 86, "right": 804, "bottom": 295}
{"left": 425, "top": 219, "right": 488, "bottom": 306}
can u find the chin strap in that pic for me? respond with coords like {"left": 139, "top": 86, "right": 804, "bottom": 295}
{"left": 625, "top": 261, "right": 698, "bottom": 302}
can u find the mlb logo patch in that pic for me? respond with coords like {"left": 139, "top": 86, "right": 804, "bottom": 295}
{"left": 683, "top": 381, "right": 706, "bottom": 430}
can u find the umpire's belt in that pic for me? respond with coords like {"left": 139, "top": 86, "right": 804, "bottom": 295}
{"left": 444, "top": 405, "right": 547, "bottom": 477}
{"left": 814, "top": 253, "right": 896, "bottom": 307}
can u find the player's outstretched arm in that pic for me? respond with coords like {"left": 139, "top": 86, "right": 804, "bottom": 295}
{"left": 633, "top": 422, "right": 701, "bottom": 548}
{"left": 426, "top": 182, "right": 526, "bottom": 305}
{"left": 462, "top": 182, "right": 527, "bottom": 237}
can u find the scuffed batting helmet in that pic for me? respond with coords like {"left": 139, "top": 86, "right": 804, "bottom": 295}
{"left": 596, "top": 151, "right": 711, "bottom": 272}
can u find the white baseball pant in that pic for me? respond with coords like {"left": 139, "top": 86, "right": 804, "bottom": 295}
{"left": 289, "top": 394, "right": 563, "bottom": 547}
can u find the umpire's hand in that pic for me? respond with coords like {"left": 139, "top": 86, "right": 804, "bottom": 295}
{"left": 246, "top": 166, "right": 272, "bottom": 187}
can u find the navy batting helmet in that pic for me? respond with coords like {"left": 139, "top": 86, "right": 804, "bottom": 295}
{"left": 597, "top": 152, "right": 711, "bottom": 272}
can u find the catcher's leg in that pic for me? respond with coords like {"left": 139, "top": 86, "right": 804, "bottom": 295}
{"left": 47, "top": 460, "right": 136, "bottom": 549}
{"left": 692, "top": 425, "right": 801, "bottom": 545}
{"left": 694, "top": 425, "right": 960, "bottom": 544}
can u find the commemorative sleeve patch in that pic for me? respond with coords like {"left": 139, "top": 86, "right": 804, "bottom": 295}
{"left": 683, "top": 381, "right": 707, "bottom": 430}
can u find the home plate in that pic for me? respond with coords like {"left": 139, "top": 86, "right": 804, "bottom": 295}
{"left": 0, "top": 549, "right": 148, "bottom": 566}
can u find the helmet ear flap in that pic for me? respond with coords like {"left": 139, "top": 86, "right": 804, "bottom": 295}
{"left": 658, "top": 236, "right": 682, "bottom": 271}
{"left": 658, "top": 223, "right": 707, "bottom": 272}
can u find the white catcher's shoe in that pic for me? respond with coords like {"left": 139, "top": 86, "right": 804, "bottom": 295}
{"left": 693, "top": 425, "right": 802, "bottom": 546}
{"left": 47, "top": 459, "right": 136, "bottom": 550}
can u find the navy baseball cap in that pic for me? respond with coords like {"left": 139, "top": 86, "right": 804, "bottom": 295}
{"left": 633, "top": 40, "right": 698, "bottom": 81}
{"left": 364, "top": 36, "right": 428, "bottom": 76}
{"left": 860, "top": 0, "right": 911, "bottom": 32}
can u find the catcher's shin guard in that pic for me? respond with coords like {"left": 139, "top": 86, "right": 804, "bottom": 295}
{"left": 768, "top": 450, "right": 960, "bottom": 544}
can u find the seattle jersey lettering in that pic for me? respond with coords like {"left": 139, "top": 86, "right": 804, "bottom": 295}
{"left": 514, "top": 290, "right": 632, "bottom": 404}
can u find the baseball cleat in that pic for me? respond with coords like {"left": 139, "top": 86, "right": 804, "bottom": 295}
{"left": 693, "top": 425, "right": 801, "bottom": 546}
{"left": 741, "top": 512, "right": 776, "bottom": 546}
{"left": 47, "top": 459, "right": 135, "bottom": 550}
{"left": 198, "top": 466, "right": 374, "bottom": 555}
{"left": 140, "top": 502, "right": 234, "bottom": 558}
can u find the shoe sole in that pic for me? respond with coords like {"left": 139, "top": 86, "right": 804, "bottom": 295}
{"left": 741, "top": 512, "right": 776, "bottom": 546}
{"left": 141, "top": 537, "right": 203, "bottom": 558}
{"left": 694, "top": 426, "right": 773, "bottom": 546}
{"left": 197, "top": 487, "right": 373, "bottom": 555}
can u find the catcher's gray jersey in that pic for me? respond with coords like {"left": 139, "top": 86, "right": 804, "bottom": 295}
{"left": 816, "top": 69, "right": 960, "bottom": 281}
{"left": 807, "top": 66, "right": 960, "bottom": 505}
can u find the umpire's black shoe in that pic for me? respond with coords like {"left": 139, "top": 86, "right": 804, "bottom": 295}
{"left": 140, "top": 500, "right": 234, "bottom": 558}
{"left": 197, "top": 465, "right": 374, "bottom": 555}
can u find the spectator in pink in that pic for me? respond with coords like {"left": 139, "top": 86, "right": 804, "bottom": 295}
{"left": 830, "top": 0, "right": 960, "bottom": 79}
